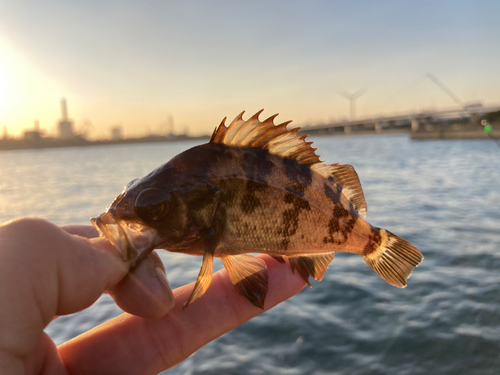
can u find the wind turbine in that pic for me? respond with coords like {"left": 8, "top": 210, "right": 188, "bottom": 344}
{"left": 338, "top": 88, "right": 367, "bottom": 121}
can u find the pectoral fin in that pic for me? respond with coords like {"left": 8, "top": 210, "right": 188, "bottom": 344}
{"left": 289, "top": 252, "right": 335, "bottom": 286}
{"left": 184, "top": 192, "right": 225, "bottom": 309}
{"left": 184, "top": 235, "right": 215, "bottom": 308}
{"left": 221, "top": 254, "right": 268, "bottom": 309}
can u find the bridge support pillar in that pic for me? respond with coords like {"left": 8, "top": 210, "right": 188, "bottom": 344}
{"left": 344, "top": 125, "right": 351, "bottom": 134}
{"left": 375, "top": 122, "right": 382, "bottom": 133}
{"left": 411, "top": 118, "right": 419, "bottom": 131}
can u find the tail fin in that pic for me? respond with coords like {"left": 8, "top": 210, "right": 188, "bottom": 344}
{"left": 363, "top": 229, "right": 423, "bottom": 288}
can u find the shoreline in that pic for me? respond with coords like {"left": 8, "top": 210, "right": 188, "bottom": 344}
{"left": 0, "top": 135, "right": 210, "bottom": 152}
{"left": 1, "top": 128, "right": 498, "bottom": 152}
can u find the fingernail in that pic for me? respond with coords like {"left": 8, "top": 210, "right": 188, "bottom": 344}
{"left": 155, "top": 266, "right": 175, "bottom": 310}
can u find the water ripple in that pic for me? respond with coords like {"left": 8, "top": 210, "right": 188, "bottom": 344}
{"left": 1, "top": 136, "right": 499, "bottom": 374}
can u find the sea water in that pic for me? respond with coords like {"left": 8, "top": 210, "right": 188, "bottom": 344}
{"left": 1, "top": 135, "right": 499, "bottom": 374}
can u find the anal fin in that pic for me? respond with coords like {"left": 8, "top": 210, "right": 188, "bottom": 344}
{"left": 270, "top": 255, "right": 285, "bottom": 263}
{"left": 221, "top": 254, "right": 268, "bottom": 309}
{"left": 289, "top": 252, "right": 335, "bottom": 286}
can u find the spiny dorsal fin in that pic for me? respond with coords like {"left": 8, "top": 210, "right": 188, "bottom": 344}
{"left": 210, "top": 110, "right": 368, "bottom": 217}
{"left": 210, "top": 110, "right": 321, "bottom": 165}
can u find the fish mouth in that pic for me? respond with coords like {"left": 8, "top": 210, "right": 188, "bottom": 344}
{"left": 91, "top": 212, "right": 161, "bottom": 266}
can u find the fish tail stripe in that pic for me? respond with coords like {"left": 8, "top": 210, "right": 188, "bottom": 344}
{"left": 383, "top": 251, "right": 413, "bottom": 276}
{"left": 363, "top": 229, "right": 423, "bottom": 288}
{"left": 388, "top": 246, "right": 421, "bottom": 266}
{"left": 385, "top": 249, "right": 414, "bottom": 271}
{"left": 390, "top": 241, "right": 423, "bottom": 265}
{"left": 374, "top": 257, "right": 407, "bottom": 287}
{"left": 376, "top": 252, "right": 410, "bottom": 286}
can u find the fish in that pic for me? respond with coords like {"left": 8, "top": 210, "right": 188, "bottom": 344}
{"left": 91, "top": 110, "right": 423, "bottom": 309}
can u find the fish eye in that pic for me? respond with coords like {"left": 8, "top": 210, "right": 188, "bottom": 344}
{"left": 134, "top": 188, "right": 170, "bottom": 221}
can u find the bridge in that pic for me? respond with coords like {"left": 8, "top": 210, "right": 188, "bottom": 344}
{"left": 299, "top": 104, "right": 500, "bottom": 139}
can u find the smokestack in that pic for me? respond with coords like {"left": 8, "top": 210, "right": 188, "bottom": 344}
{"left": 61, "top": 97, "right": 68, "bottom": 120}
{"left": 58, "top": 97, "right": 75, "bottom": 140}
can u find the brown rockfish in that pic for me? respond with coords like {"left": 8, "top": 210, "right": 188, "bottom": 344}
{"left": 91, "top": 110, "right": 423, "bottom": 309}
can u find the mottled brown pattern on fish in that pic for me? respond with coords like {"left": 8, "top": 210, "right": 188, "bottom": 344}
{"left": 321, "top": 182, "right": 358, "bottom": 246}
{"left": 240, "top": 180, "right": 266, "bottom": 214}
{"left": 93, "top": 110, "right": 423, "bottom": 308}
{"left": 209, "top": 179, "right": 368, "bottom": 259}
{"left": 242, "top": 150, "right": 276, "bottom": 181}
{"left": 150, "top": 143, "right": 378, "bottom": 258}
{"left": 154, "top": 186, "right": 221, "bottom": 255}
{"left": 277, "top": 192, "right": 311, "bottom": 250}
{"left": 282, "top": 158, "right": 313, "bottom": 192}
{"left": 363, "top": 228, "right": 382, "bottom": 255}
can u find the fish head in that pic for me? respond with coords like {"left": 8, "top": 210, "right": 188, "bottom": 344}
{"left": 91, "top": 177, "right": 176, "bottom": 264}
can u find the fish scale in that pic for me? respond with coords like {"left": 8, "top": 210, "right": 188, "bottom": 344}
{"left": 214, "top": 177, "right": 368, "bottom": 255}
{"left": 91, "top": 110, "right": 424, "bottom": 310}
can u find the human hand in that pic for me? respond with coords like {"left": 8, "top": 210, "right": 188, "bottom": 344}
{"left": 0, "top": 218, "right": 306, "bottom": 375}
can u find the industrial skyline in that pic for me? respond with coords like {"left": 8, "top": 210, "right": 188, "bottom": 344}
{"left": 1, "top": 1, "right": 499, "bottom": 137}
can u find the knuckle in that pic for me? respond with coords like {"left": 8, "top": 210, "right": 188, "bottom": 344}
{"left": 2, "top": 218, "right": 62, "bottom": 255}
{"left": 8, "top": 217, "right": 58, "bottom": 236}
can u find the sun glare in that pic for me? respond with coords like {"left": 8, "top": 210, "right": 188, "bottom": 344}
{"left": 0, "top": 39, "right": 25, "bottom": 134}
{"left": 0, "top": 47, "right": 15, "bottom": 119}
{"left": 0, "top": 37, "right": 67, "bottom": 137}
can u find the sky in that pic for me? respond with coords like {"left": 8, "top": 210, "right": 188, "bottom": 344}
{"left": 0, "top": 0, "right": 499, "bottom": 138}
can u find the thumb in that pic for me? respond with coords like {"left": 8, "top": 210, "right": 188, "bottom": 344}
{"left": 0, "top": 218, "right": 130, "bottom": 357}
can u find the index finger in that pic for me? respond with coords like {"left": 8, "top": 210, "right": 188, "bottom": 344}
{"left": 58, "top": 255, "right": 307, "bottom": 375}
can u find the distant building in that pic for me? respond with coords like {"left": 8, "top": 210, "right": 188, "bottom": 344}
{"left": 58, "top": 98, "right": 75, "bottom": 140}
{"left": 59, "top": 121, "right": 74, "bottom": 139}
{"left": 2, "top": 126, "right": 7, "bottom": 139}
{"left": 111, "top": 126, "right": 122, "bottom": 140}
{"left": 24, "top": 120, "right": 43, "bottom": 142}
{"left": 24, "top": 130, "right": 42, "bottom": 142}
